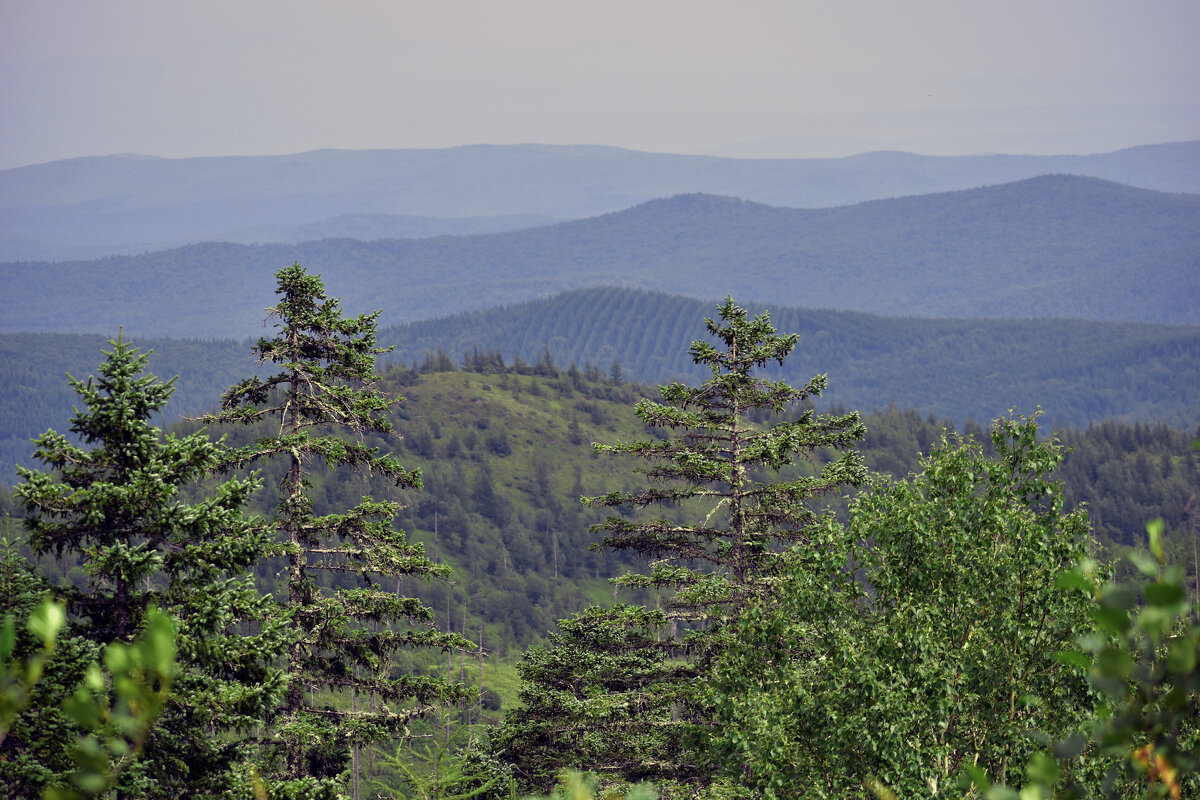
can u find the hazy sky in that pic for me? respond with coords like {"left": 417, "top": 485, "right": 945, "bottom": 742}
{"left": 2, "top": 0, "right": 1198, "bottom": 168}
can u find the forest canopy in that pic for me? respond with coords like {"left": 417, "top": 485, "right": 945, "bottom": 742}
{"left": 0, "top": 273, "right": 1196, "bottom": 800}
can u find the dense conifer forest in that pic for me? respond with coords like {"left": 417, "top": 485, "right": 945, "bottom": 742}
{"left": 4, "top": 286, "right": 1198, "bottom": 486}
{"left": 1, "top": 266, "right": 1197, "bottom": 799}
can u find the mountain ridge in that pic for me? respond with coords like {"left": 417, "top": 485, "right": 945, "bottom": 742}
{"left": 3, "top": 174, "right": 1195, "bottom": 337}
{"left": 2, "top": 140, "right": 1197, "bottom": 261}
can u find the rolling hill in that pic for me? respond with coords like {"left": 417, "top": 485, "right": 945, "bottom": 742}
{"left": 3, "top": 288, "right": 1197, "bottom": 486}
{"left": 2, "top": 140, "right": 1197, "bottom": 261}
{"left": 3, "top": 175, "right": 1198, "bottom": 339}
{"left": 384, "top": 287, "right": 1200, "bottom": 430}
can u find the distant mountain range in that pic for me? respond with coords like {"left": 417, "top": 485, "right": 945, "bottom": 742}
{"left": 3, "top": 175, "right": 1197, "bottom": 338}
{"left": 218, "top": 212, "right": 563, "bottom": 249}
{"left": 1, "top": 140, "right": 1197, "bottom": 261}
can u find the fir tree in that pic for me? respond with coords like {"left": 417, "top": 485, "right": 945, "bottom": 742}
{"left": 496, "top": 298, "right": 867, "bottom": 791}
{"left": 12, "top": 333, "right": 289, "bottom": 799}
{"left": 490, "top": 604, "right": 693, "bottom": 792}
{"left": 207, "top": 264, "right": 470, "bottom": 791}
{"left": 587, "top": 296, "right": 867, "bottom": 636}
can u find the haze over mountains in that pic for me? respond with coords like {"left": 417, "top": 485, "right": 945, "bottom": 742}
{"left": 3, "top": 172, "right": 1197, "bottom": 339}
{"left": 2, "top": 138, "right": 1198, "bottom": 483}
{"left": 2, "top": 140, "right": 1198, "bottom": 262}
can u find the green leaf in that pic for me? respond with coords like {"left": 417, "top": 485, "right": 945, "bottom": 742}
{"left": 964, "top": 765, "right": 992, "bottom": 791}
{"left": 1053, "top": 650, "right": 1092, "bottom": 670}
{"left": 1144, "top": 581, "right": 1184, "bottom": 608}
{"left": 986, "top": 787, "right": 1020, "bottom": 800}
{"left": 1025, "top": 751, "right": 1060, "bottom": 787}
{"left": 0, "top": 617, "right": 14, "bottom": 661}
{"left": 1103, "top": 584, "right": 1139, "bottom": 611}
{"left": 104, "top": 643, "right": 130, "bottom": 674}
{"left": 1054, "top": 570, "right": 1092, "bottom": 594}
{"left": 1146, "top": 518, "right": 1164, "bottom": 561}
{"left": 1127, "top": 550, "right": 1161, "bottom": 579}
{"left": 1092, "top": 606, "right": 1131, "bottom": 635}
{"left": 1053, "top": 732, "right": 1087, "bottom": 759}
{"left": 1167, "top": 636, "right": 1197, "bottom": 675}
{"left": 27, "top": 598, "right": 65, "bottom": 645}
{"left": 1095, "top": 646, "right": 1134, "bottom": 680}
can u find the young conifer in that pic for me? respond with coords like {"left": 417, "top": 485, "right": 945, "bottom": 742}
{"left": 587, "top": 296, "right": 867, "bottom": 635}
{"left": 207, "top": 264, "right": 470, "bottom": 790}
{"left": 14, "top": 333, "right": 289, "bottom": 799}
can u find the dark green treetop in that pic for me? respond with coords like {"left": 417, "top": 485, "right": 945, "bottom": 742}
{"left": 587, "top": 296, "right": 867, "bottom": 624}
{"left": 206, "top": 263, "right": 471, "bottom": 791}
{"left": 490, "top": 604, "right": 695, "bottom": 793}
{"left": 12, "top": 334, "right": 289, "bottom": 799}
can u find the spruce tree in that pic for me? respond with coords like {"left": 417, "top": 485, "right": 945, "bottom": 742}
{"left": 490, "top": 604, "right": 692, "bottom": 792}
{"left": 587, "top": 296, "right": 866, "bottom": 640}
{"left": 496, "top": 298, "right": 867, "bottom": 791}
{"left": 207, "top": 263, "right": 470, "bottom": 790}
{"left": 12, "top": 333, "right": 290, "bottom": 799}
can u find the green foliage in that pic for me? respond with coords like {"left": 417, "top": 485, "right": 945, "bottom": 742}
{"left": 3, "top": 362, "right": 1194, "bottom": 664}
{"left": 0, "top": 593, "right": 64, "bottom": 738}
{"left": 969, "top": 520, "right": 1199, "bottom": 800}
{"left": 206, "top": 263, "right": 472, "bottom": 787}
{"left": 709, "top": 414, "right": 1097, "bottom": 798}
{"left": 520, "top": 770, "right": 657, "bottom": 800}
{"left": 10, "top": 333, "right": 289, "bottom": 798}
{"left": 1, "top": 545, "right": 179, "bottom": 800}
{"left": 589, "top": 296, "right": 866, "bottom": 634}
{"left": 0, "top": 285, "right": 1194, "bottom": 797}
{"left": 498, "top": 298, "right": 866, "bottom": 792}
{"left": 491, "top": 605, "right": 692, "bottom": 792}
{"left": 1054, "top": 422, "right": 1200, "bottom": 551}
{"left": 369, "top": 711, "right": 506, "bottom": 800}
{"left": 47, "top": 605, "right": 177, "bottom": 800}
{"left": 0, "top": 533, "right": 96, "bottom": 795}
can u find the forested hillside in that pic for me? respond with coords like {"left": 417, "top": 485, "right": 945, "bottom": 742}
{"left": 4, "top": 355, "right": 1196, "bottom": 649}
{"left": 3, "top": 289, "right": 1198, "bottom": 484}
{"left": 383, "top": 287, "right": 1200, "bottom": 427}
{"left": 3, "top": 140, "right": 1197, "bottom": 261}
{"left": 0, "top": 333, "right": 259, "bottom": 485}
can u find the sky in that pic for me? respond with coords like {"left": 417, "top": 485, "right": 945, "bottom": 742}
{"left": 1, "top": 0, "right": 1198, "bottom": 169}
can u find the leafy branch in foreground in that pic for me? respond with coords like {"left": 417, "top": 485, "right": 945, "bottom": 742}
{"left": 2, "top": 587, "right": 177, "bottom": 800}
{"left": 969, "top": 518, "right": 1198, "bottom": 800}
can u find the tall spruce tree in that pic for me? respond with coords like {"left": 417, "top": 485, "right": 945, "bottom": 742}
{"left": 495, "top": 298, "right": 867, "bottom": 792}
{"left": 12, "top": 333, "right": 290, "bottom": 799}
{"left": 587, "top": 296, "right": 866, "bottom": 640}
{"left": 207, "top": 264, "right": 470, "bottom": 791}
